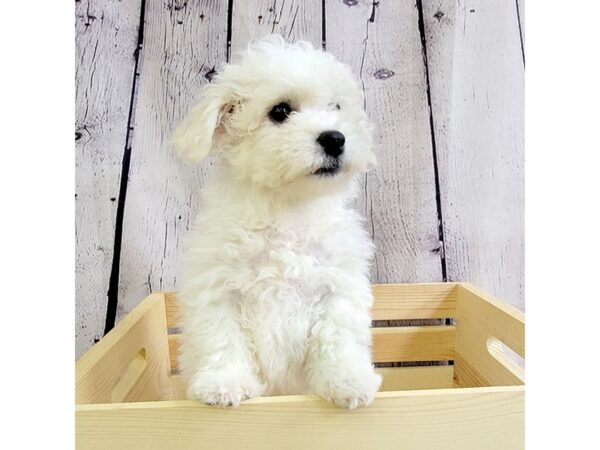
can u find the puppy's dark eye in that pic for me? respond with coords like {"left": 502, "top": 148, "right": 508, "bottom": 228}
{"left": 335, "top": 103, "right": 341, "bottom": 110}
{"left": 269, "top": 102, "right": 293, "bottom": 123}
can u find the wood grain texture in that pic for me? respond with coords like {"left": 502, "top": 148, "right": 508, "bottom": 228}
{"left": 75, "top": 0, "right": 142, "bottom": 358}
{"left": 325, "top": 0, "right": 443, "bottom": 284}
{"left": 74, "top": 0, "right": 526, "bottom": 357}
{"left": 372, "top": 326, "right": 454, "bottom": 363}
{"left": 116, "top": 0, "right": 228, "bottom": 322}
{"left": 163, "top": 291, "right": 179, "bottom": 328}
{"left": 375, "top": 365, "right": 454, "bottom": 391}
{"left": 515, "top": 0, "right": 525, "bottom": 62}
{"left": 230, "top": 0, "right": 322, "bottom": 55}
{"left": 166, "top": 325, "right": 455, "bottom": 368}
{"left": 76, "top": 293, "right": 172, "bottom": 405}
{"left": 168, "top": 366, "right": 454, "bottom": 398}
{"left": 453, "top": 283, "right": 524, "bottom": 388}
{"left": 423, "top": 0, "right": 525, "bottom": 310}
{"left": 75, "top": 285, "right": 524, "bottom": 448}
{"left": 163, "top": 284, "right": 458, "bottom": 327}
{"left": 371, "top": 283, "right": 456, "bottom": 320}
{"left": 76, "top": 387, "right": 524, "bottom": 450}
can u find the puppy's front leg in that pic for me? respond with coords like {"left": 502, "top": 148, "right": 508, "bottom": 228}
{"left": 306, "top": 293, "right": 382, "bottom": 409}
{"left": 180, "top": 297, "right": 264, "bottom": 407}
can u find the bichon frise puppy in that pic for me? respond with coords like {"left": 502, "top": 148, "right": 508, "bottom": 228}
{"left": 173, "top": 35, "right": 381, "bottom": 409}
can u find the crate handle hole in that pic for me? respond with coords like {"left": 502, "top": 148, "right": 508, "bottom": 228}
{"left": 110, "top": 348, "right": 147, "bottom": 402}
{"left": 486, "top": 336, "right": 525, "bottom": 374}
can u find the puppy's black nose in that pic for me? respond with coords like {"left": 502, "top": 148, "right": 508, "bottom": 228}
{"left": 317, "top": 130, "right": 345, "bottom": 158}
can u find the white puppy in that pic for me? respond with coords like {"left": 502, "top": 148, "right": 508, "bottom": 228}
{"left": 173, "top": 35, "right": 381, "bottom": 409}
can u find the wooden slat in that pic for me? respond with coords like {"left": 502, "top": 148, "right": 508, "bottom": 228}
{"left": 371, "top": 283, "right": 456, "bottom": 320}
{"left": 75, "top": 0, "right": 142, "bottom": 358}
{"left": 116, "top": 0, "right": 228, "bottom": 321}
{"left": 76, "top": 294, "right": 172, "bottom": 404}
{"left": 453, "top": 284, "right": 525, "bottom": 388}
{"left": 76, "top": 387, "right": 525, "bottom": 450}
{"left": 374, "top": 366, "right": 454, "bottom": 391}
{"left": 325, "top": 0, "right": 443, "bottom": 283}
{"left": 230, "top": 0, "right": 322, "bottom": 54}
{"left": 169, "top": 365, "right": 453, "bottom": 399}
{"left": 168, "top": 334, "right": 180, "bottom": 370}
{"left": 165, "top": 284, "right": 457, "bottom": 328}
{"left": 423, "top": 0, "right": 525, "bottom": 309}
{"left": 372, "top": 326, "right": 455, "bottom": 363}
{"left": 167, "top": 325, "right": 454, "bottom": 369}
{"left": 515, "top": 0, "right": 525, "bottom": 59}
{"left": 164, "top": 291, "right": 179, "bottom": 329}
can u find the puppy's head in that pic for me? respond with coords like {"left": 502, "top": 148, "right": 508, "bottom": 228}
{"left": 173, "top": 35, "right": 375, "bottom": 197}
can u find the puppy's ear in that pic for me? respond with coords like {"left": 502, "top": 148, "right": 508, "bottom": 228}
{"left": 172, "top": 83, "right": 232, "bottom": 163}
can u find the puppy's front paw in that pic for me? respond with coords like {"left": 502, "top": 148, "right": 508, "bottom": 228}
{"left": 315, "top": 367, "right": 382, "bottom": 410}
{"left": 187, "top": 368, "right": 264, "bottom": 407}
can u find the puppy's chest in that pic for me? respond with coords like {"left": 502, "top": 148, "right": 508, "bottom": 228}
{"left": 228, "top": 226, "right": 336, "bottom": 300}
{"left": 230, "top": 228, "right": 334, "bottom": 386}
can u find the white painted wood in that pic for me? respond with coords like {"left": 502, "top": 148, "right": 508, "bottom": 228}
{"left": 74, "top": 0, "right": 525, "bottom": 355}
{"left": 516, "top": 0, "right": 525, "bottom": 56}
{"left": 230, "top": 0, "right": 322, "bottom": 55}
{"left": 116, "top": 0, "right": 228, "bottom": 321}
{"left": 75, "top": 0, "right": 142, "bottom": 358}
{"left": 423, "top": 0, "right": 525, "bottom": 309}
{"left": 325, "top": 0, "right": 443, "bottom": 283}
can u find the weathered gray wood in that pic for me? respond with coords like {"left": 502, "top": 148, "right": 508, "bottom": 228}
{"left": 74, "top": 0, "right": 525, "bottom": 360}
{"left": 230, "top": 0, "right": 322, "bottom": 55}
{"left": 116, "top": 0, "right": 228, "bottom": 321}
{"left": 325, "top": 0, "right": 444, "bottom": 284}
{"left": 516, "top": 0, "right": 525, "bottom": 65}
{"left": 75, "top": 0, "right": 142, "bottom": 358}
{"left": 423, "top": 0, "right": 525, "bottom": 309}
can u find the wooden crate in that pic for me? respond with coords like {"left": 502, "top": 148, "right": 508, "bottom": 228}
{"left": 76, "top": 283, "right": 524, "bottom": 450}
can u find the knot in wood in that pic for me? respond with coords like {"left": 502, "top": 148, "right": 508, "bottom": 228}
{"left": 373, "top": 68, "right": 395, "bottom": 80}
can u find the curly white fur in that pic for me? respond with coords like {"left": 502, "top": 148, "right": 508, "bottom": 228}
{"left": 173, "top": 35, "right": 381, "bottom": 409}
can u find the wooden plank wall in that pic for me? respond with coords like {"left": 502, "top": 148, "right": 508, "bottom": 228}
{"left": 75, "top": 0, "right": 525, "bottom": 357}
{"left": 75, "top": 0, "right": 143, "bottom": 356}
{"left": 117, "top": 0, "right": 228, "bottom": 324}
{"left": 326, "top": 0, "right": 442, "bottom": 284}
{"left": 423, "top": 0, "right": 525, "bottom": 310}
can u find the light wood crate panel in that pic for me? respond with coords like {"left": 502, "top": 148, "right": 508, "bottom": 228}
{"left": 77, "top": 387, "right": 524, "bottom": 450}
{"left": 76, "top": 283, "right": 525, "bottom": 450}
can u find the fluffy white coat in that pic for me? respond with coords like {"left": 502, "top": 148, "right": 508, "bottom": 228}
{"left": 173, "top": 36, "right": 381, "bottom": 409}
